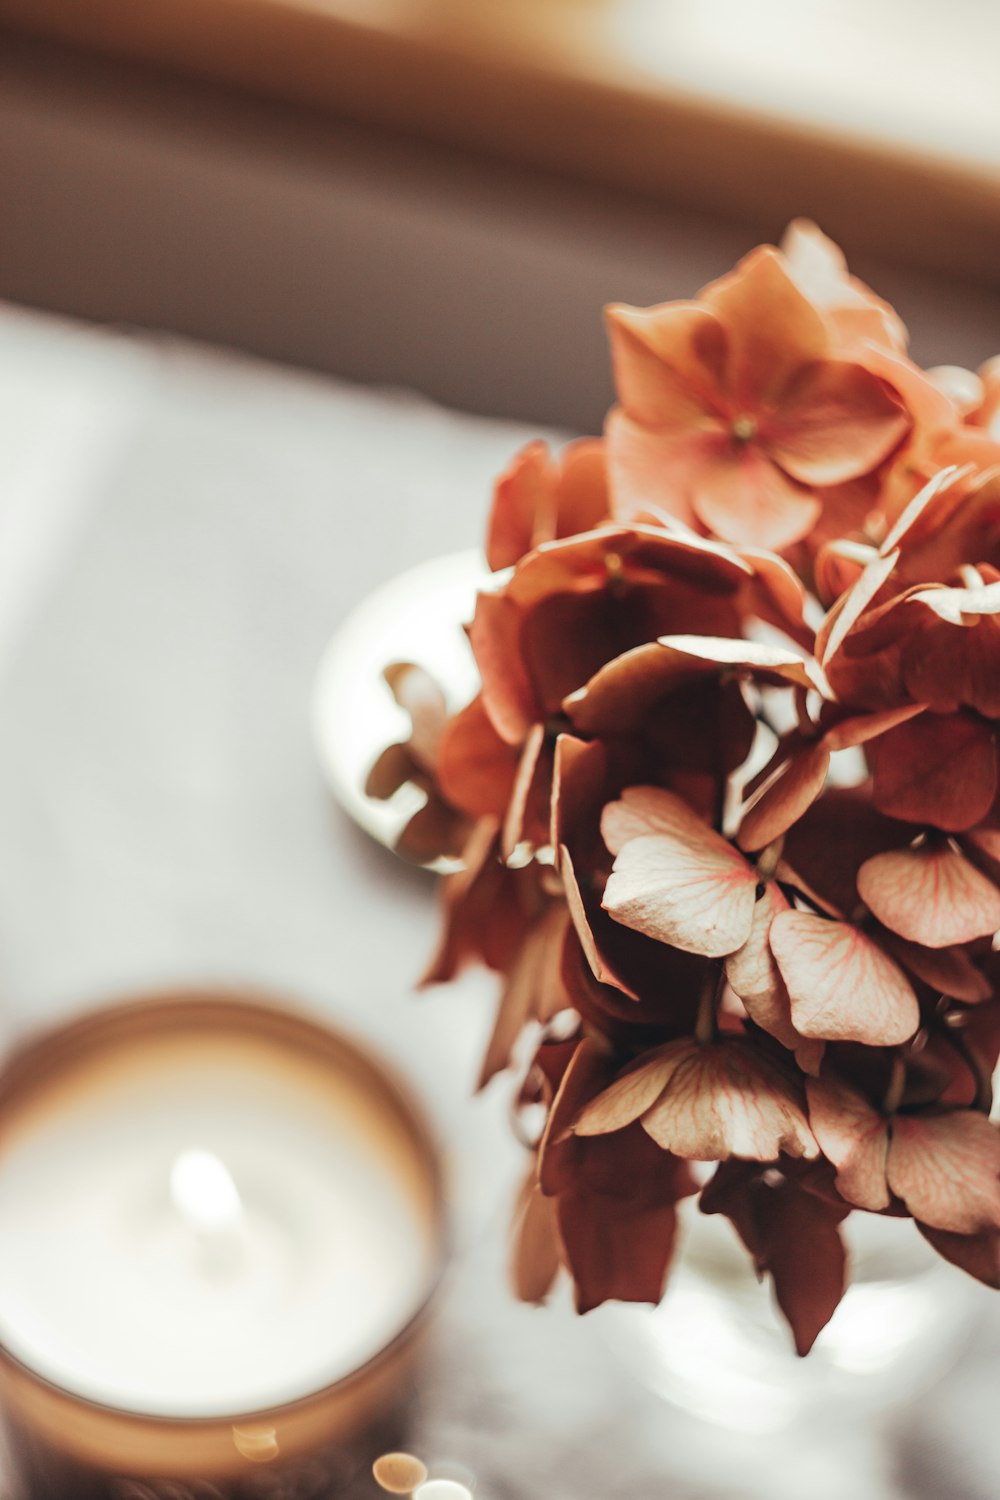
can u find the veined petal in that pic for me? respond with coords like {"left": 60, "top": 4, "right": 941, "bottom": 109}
{"left": 574, "top": 1044, "right": 690, "bottom": 1136}
{"left": 602, "top": 789, "right": 757, "bottom": 957}
{"left": 770, "top": 911, "right": 920, "bottom": 1046}
{"left": 601, "top": 785, "right": 718, "bottom": 857}
{"left": 806, "top": 1076, "right": 890, "bottom": 1210}
{"left": 640, "top": 1042, "right": 817, "bottom": 1161}
{"left": 725, "top": 885, "right": 824, "bottom": 1073}
{"left": 858, "top": 844, "right": 1000, "bottom": 948}
{"left": 888, "top": 1111, "right": 1000, "bottom": 1235}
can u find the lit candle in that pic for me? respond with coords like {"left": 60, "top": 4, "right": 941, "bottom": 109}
{"left": 0, "top": 992, "right": 445, "bottom": 1498}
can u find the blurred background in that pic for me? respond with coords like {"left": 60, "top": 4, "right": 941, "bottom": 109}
{"left": 3, "top": 0, "right": 1000, "bottom": 428}
{"left": 1, "top": 3, "right": 1000, "bottom": 1498}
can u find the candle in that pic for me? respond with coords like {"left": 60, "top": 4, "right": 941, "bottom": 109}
{"left": 0, "top": 991, "right": 445, "bottom": 1498}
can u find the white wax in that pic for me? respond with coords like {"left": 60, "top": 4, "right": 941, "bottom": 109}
{"left": 0, "top": 1025, "right": 438, "bottom": 1417}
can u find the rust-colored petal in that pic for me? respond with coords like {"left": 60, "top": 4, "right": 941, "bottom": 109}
{"left": 701, "top": 245, "right": 829, "bottom": 408}
{"left": 738, "top": 741, "right": 831, "bottom": 852}
{"left": 887, "top": 1111, "right": 1000, "bottom": 1234}
{"left": 511, "top": 1175, "right": 562, "bottom": 1303}
{"left": 770, "top": 911, "right": 920, "bottom": 1046}
{"left": 902, "top": 614, "right": 1000, "bottom": 718}
{"left": 479, "top": 904, "right": 570, "bottom": 1087}
{"left": 917, "top": 1223, "right": 1000, "bottom": 1288}
{"left": 806, "top": 1075, "right": 890, "bottom": 1210}
{"left": 501, "top": 726, "right": 553, "bottom": 861}
{"left": 692, "top": 446, "right": 822, "bottom": 552}
{"left": 468, "top": 589, "right": 536, "bottom": 744}
{"left": 486, "top": 439, "right": 610, "bottom": 571}
{"left": 606, "top": 299, "right": 728, "bottom": 426}
{"left": 766, "top": 358, "right": 909, "bottom": 487}
{"left": 486, "top": 440, "right": 554, "bottom": 572}
{"left": 869, "top": 712, "right": 997, "bottom": 832}
{"left": 858, "top": 844, "right": 1000, "bottom": 948}
{"left": 881, "top": 932, "right": 992, "bottom": 1003}
{"left": 557, "top": 1190, "right": 679, "bottom": 1314}
{"left": 700, "top": 1159, "right": 848, "bottom": 1355}
{"left": 435, "top": 694, "right": 520, "bottom": 819}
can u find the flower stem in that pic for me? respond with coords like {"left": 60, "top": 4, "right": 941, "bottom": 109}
{"left": 943, "top": 1024, "right": 994, "bottom": 1115}
{"left": 695, "top": 965, "right": 723, "bottom": 1046}
{"left": 882, "top": 1051, "right": 906, "bottom": 1115}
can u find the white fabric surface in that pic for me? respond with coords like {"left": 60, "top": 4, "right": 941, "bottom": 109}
{"left": 0, "top": 301, "right": 997, "bottom": 1499}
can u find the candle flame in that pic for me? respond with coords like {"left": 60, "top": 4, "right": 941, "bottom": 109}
{"left": 170, "top": 1149, "right": 243, "bottom": 1234}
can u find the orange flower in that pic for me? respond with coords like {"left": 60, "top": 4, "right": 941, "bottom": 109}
{"left": 605, "top": 245, "right": 912, "bottom": 550}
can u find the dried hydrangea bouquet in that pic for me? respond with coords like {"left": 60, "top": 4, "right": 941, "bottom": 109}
{"left": 405, "top": 223, "right": 1000, "bottom": 1362}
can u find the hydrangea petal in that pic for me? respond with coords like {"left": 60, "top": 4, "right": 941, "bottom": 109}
{"left": 887, "top": 1112, "right": 1000, "bottom": 1234}
{"left": 640, "top": 1043, "right": 817, "bottom": 1161}
{"left": 869, "top": 713, "right": 997, "bottom": 832}
{"left": 767, "top": 358, "right": 909, "bottom": 487}
{"left": 574, "top": 1044, "right": 689, "bottom": 1137}
{"left": 770, "top": 911, "right": 920, "bottom": 1045}
{"left": 858, "top": 844, "right": 1000, "bottom": 948}
{"left": 806, "top": 1076, "right": 890, "bottom": 1210}
{"left": 602, "top": 789, "right": 757, "bottom": 958}
{"left": 725, "top": 885, "right": 824, "bottom": 1073}
{"left": 693, "top": 446, "right": 822, "bottom": 552}
{"left": 738, "top": 741, "right": 831, "bottom": 852}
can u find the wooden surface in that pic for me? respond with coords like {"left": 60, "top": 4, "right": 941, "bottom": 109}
{"left": 0, "top": 0, "right": 998, "bottom": 285}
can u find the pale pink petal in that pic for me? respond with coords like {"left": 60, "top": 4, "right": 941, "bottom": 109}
{"left": 574, "top": 1044, "right": 689, "bottom": 1136}
{"left": 725, "top": 886, "right": 825, "bottom": 1073}
{"left": 806, "top": 1076, "right": 890, "bottom": 1210}
{"left": 780, "top": 218, "right": 908, "bottom": 352}
{"left": 770, "top": 911, "right": 920, "bottom": 1046}
{"left": 602, "top": 788, "right": 757, "bottom": 957}
{"left": 605, "top": 408, "right": 718, "bottom": 529}
{"left": 888, "top": 1112, "right": 1000, "bottom": 1234}
{"left": 653, "top": 634, "right": 825, "bottom": 690}
{"left": 858, "top": 844, "right": 1000, "bottom": 948}
{"left": 601, "top": 785, "right": 716, "bottom": 857}
{"left": 641, "top": 1042, "right": 817, "bottom": 1161}
{"left": 909, "top": 579, "right": 1000, "bottom": 624}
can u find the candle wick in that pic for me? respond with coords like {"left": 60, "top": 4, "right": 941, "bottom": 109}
{"left": 169, "top": 1149, "right": 246, "bottom": 1277}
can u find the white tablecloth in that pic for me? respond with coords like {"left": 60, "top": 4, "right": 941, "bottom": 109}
{"left": 0, "top": 302, "right": 997, "bottom": 1500}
